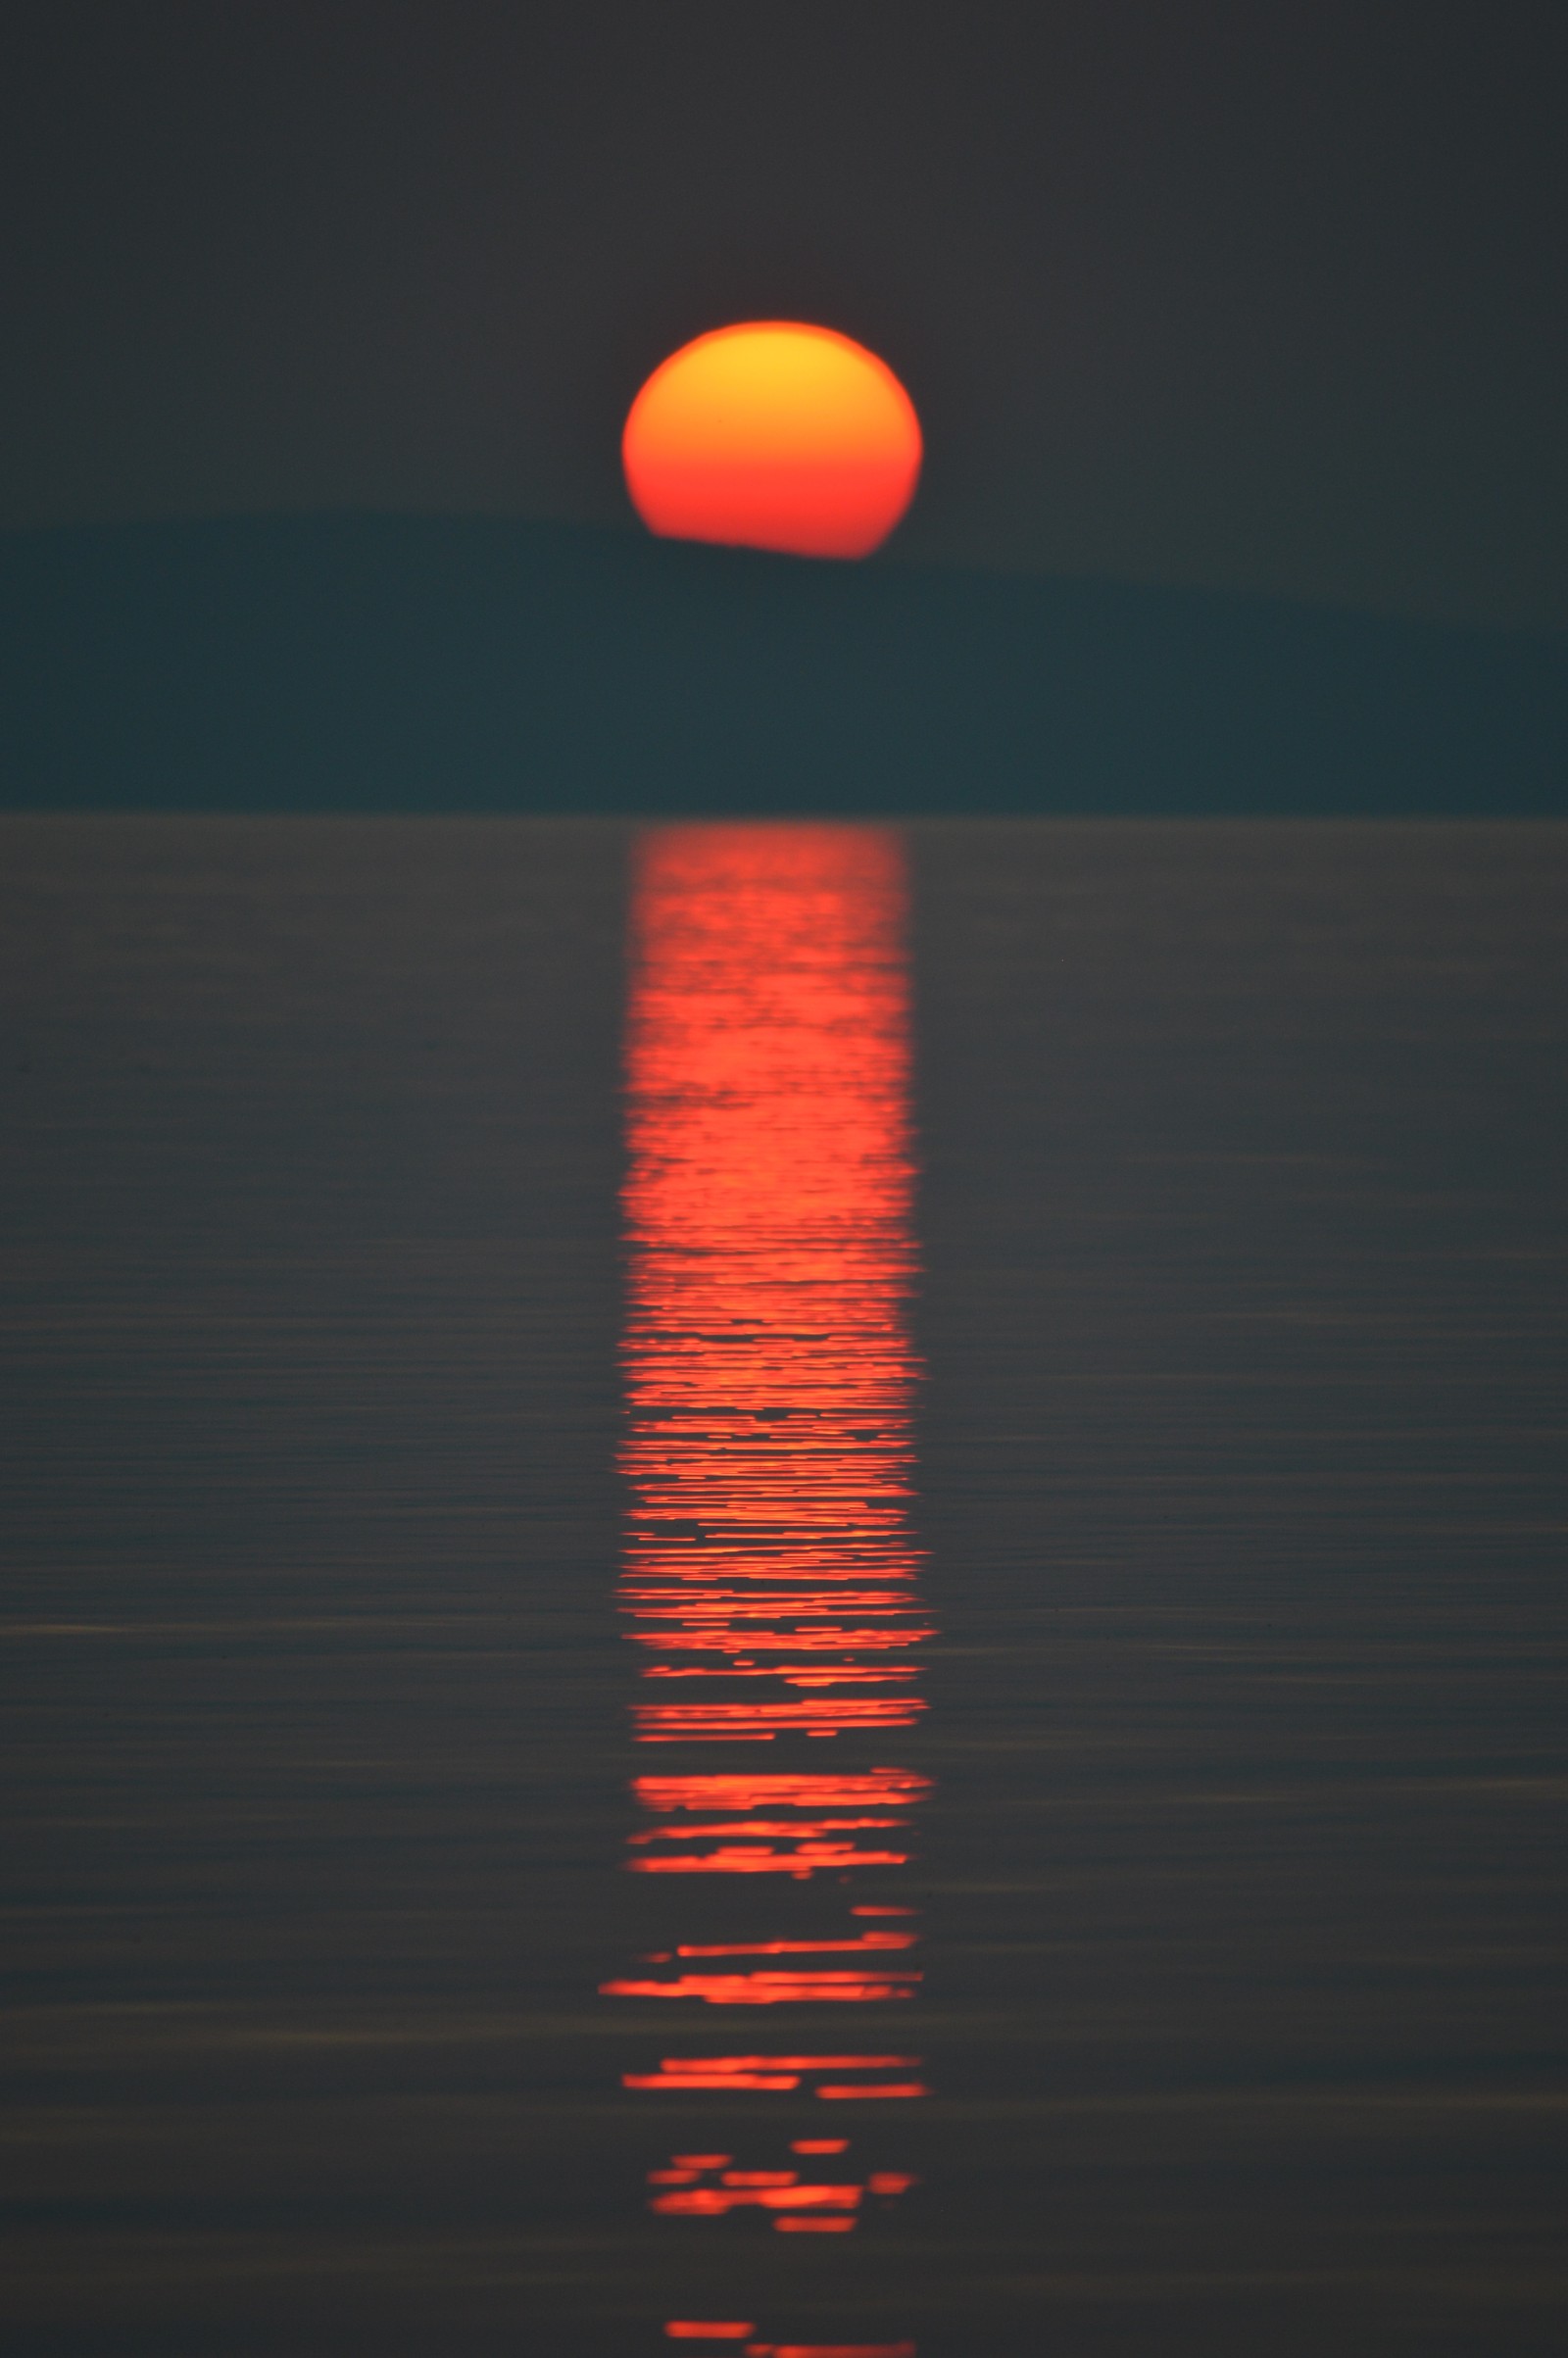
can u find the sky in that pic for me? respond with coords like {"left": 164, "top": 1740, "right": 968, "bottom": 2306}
{"left": 2, "top": 0, "right": 1565, "bottom": 630}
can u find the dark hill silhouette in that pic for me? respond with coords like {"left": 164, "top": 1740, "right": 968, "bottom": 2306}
{"left": 3, "top": 513, "right": 1563, "bottom": 812}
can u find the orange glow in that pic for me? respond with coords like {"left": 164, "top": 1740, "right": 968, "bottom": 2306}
{"left": 622, "top": 323, "right": 921, "bottom": 560}
{"left": 665, "top": 2331, "right": 754, "bottom": 2343}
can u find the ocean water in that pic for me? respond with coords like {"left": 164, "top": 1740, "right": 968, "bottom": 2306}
{"left": 3, "top": 816, "right": 1565, "bottom": 2358}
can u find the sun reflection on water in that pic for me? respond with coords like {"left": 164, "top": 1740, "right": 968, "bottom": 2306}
{"left": 612, "top": 823, "right": 928, "bottom": 2351}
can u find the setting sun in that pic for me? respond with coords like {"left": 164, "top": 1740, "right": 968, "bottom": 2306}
{"left": 621, "top": 322, "right": 922, "bottom": 561}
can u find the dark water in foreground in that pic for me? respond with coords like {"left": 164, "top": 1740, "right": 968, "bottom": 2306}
{"left": 3, "top": 818, "right": 1565, "bottom": 2358}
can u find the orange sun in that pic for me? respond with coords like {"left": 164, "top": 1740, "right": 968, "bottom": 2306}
{"left": 622, "top": 322, "right": 922, "bottom": 561}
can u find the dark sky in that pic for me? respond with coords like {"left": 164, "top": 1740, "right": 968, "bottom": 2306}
{"left": 3, "top": 0, "right": 1565, "bottom": 628}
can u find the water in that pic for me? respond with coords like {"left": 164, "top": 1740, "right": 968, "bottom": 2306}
{"left": 4, "top": 816, "right": 1565, "bottom": 2357}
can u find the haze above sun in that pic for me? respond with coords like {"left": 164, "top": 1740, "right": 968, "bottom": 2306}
{"left": 622, "top": 322, "right": 922, "bottom": 561}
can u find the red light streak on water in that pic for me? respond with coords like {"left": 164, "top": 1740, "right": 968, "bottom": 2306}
{"left": 623, "top": 2055, "right": 922, "bottom": 2090}
{"left": 667, "top": 1935, "right": 916, "bottom": 1957}
{"left": 633, "top": 1698, "right": 926, "bottom": 1741}
{"left": 744, "top": 2345, "right": 916, "bottom": 2357}
{"left": 641, "top": 1667, "right": 918, "bottom": 1687}
{"left": 643, "top": 2056, "right": 918, "bottom": 2073}
{"left": 621, "top": 827, "right": 924, "bottom": 1754}
{"left": 620, "top": 827, "right": 930, "bottom": 2346}
{"left": 624, "top": 1594, "right": 918, "bottom": 1618}
{"left": 629, "top": 1846, "right": 910, "bottom": 1877}
{"left": 625, "top": 2072, "right": 803, "bottom": 2091}
{"left": 632, "top": 1774, "right": 929, "bottom": 1811}
{"left": 647, "top": 2147, "right": 918, "bottom": 2234}
{"left": 629, "top": 1820, "right": 906, "bottom": 1842}
{"left": 629, "top": 1628, "right": 933, "bottom": 1656}
{"left": 601, "top": 1972, "right": 919, "bottom": 2005}
{"left": 653, "top": 2186, "right": 861, "bottom": 2219}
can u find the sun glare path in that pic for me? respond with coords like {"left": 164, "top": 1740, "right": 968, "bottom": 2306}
{"left": 621, "top": 827, "right": 926, "bottom": 1769}
{"left": 614, "top": 823, "right": 929, "bottom": 2342}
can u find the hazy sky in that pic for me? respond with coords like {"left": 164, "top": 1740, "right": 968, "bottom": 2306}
{"left": 3, "top": 1, "right": 1564, "bottom": 627}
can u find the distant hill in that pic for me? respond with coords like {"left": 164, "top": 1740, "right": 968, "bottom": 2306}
{"left": 2, "top": 513, "right": 1564, "bottom": 813}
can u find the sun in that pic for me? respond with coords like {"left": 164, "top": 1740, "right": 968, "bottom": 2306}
{"left": 621, "top": 321, "right": 922, "bottom": 561}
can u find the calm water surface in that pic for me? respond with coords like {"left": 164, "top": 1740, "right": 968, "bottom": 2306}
{"left": 3, "top": 818, "right": 1565, "bottom": 2357}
